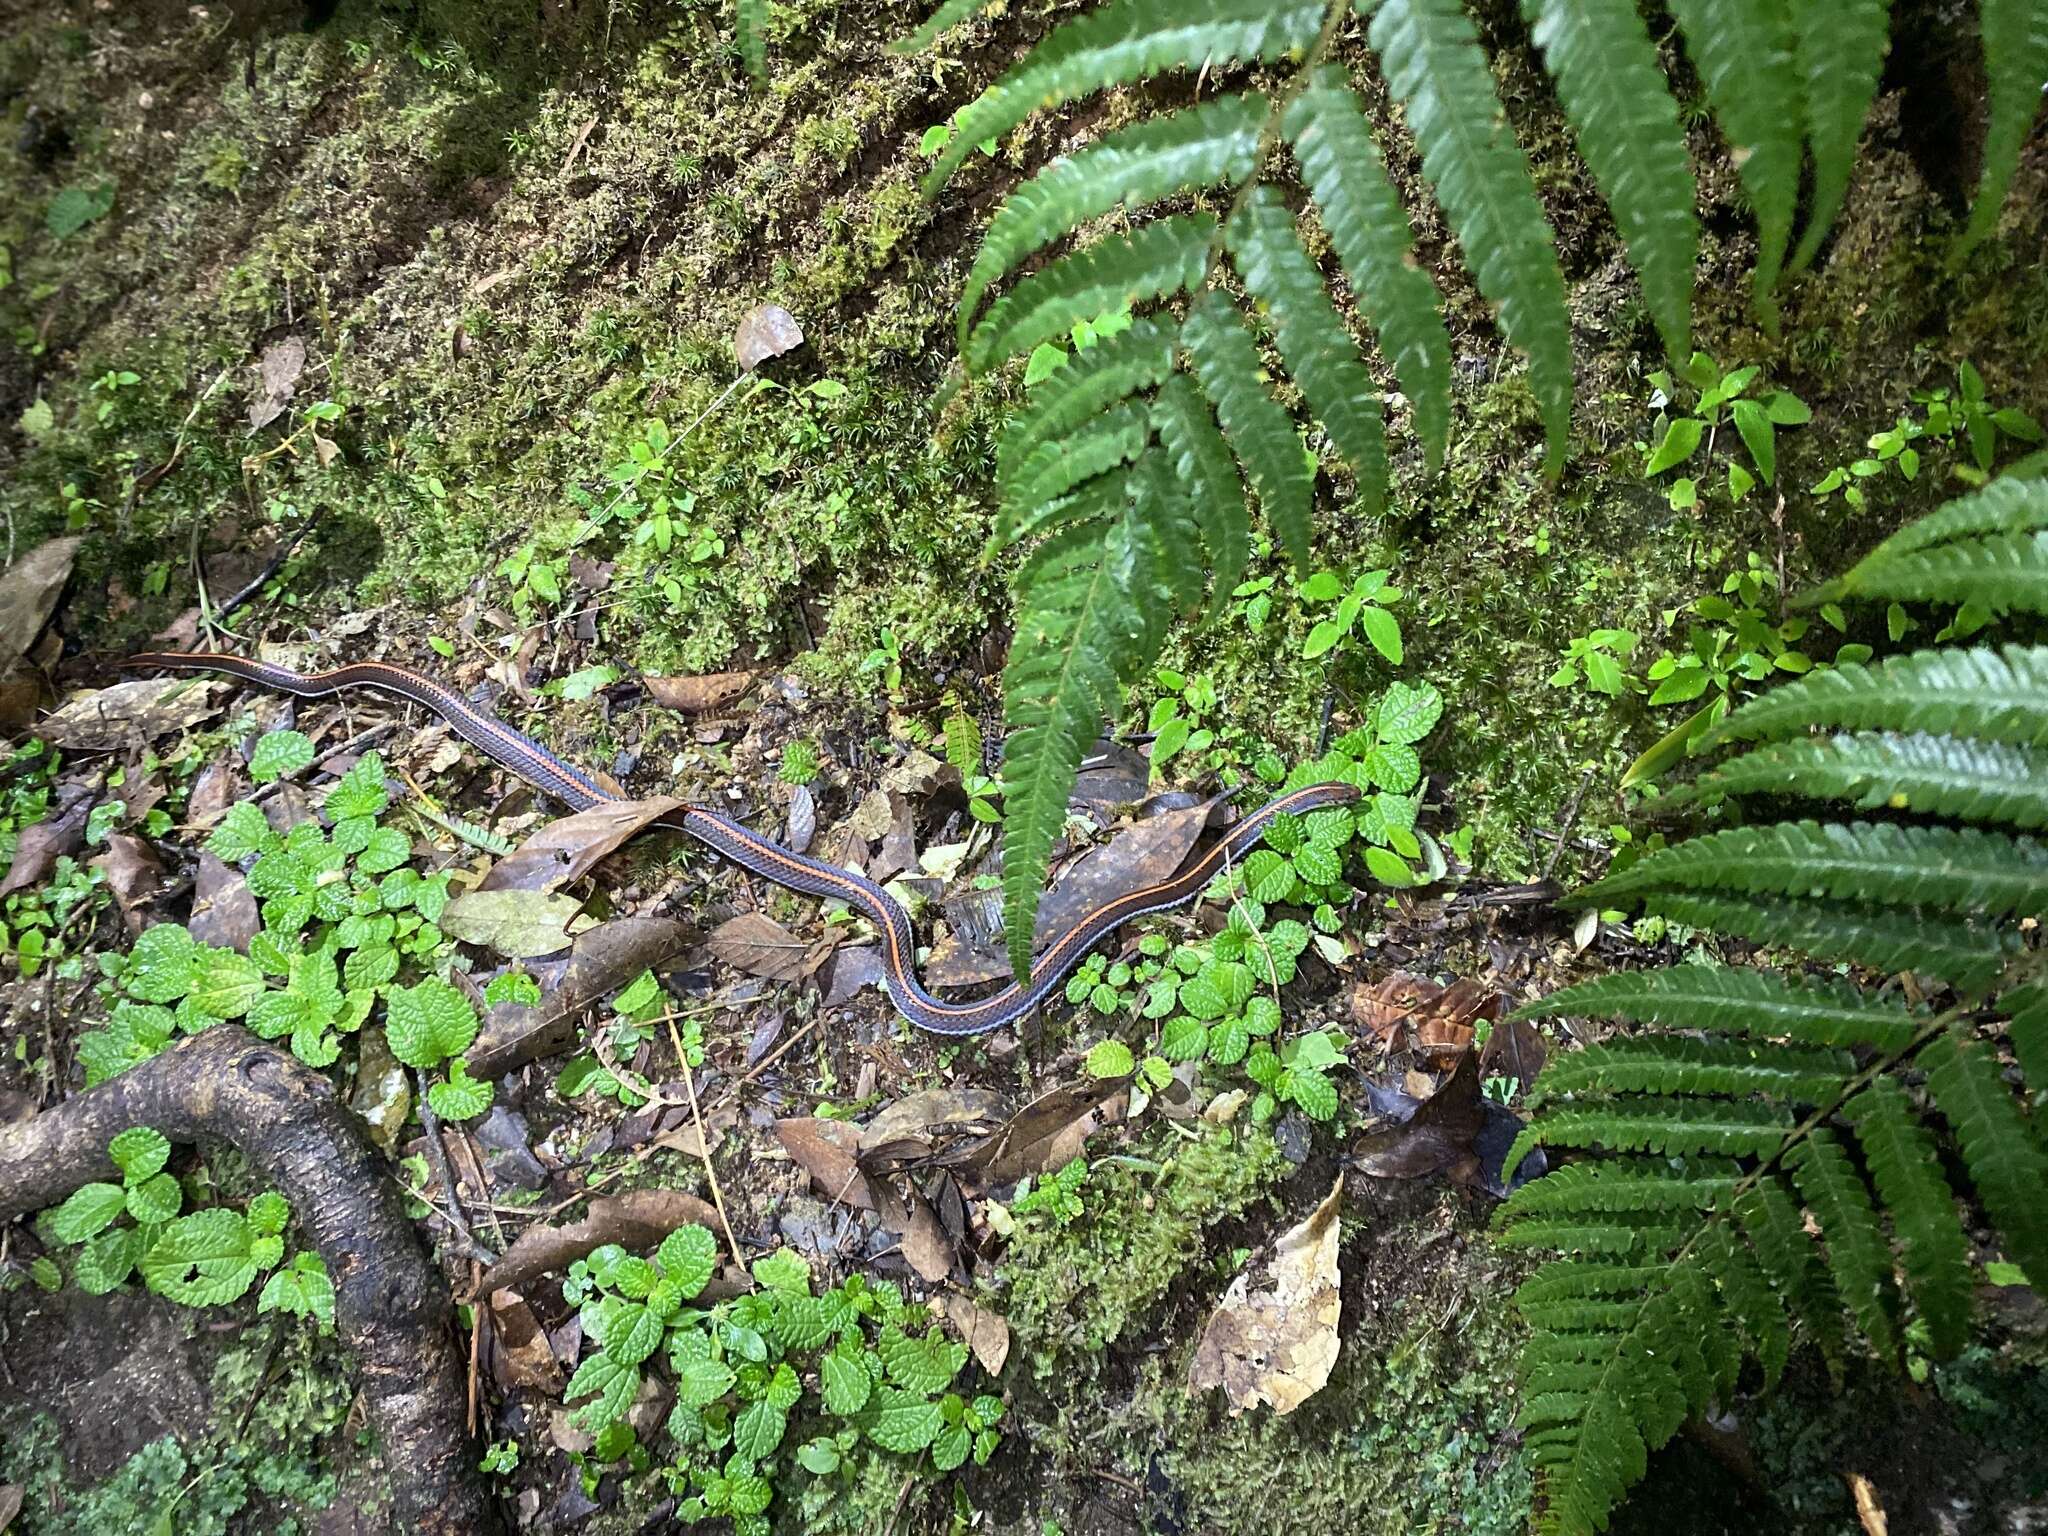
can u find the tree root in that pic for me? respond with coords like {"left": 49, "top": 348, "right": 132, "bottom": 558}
{"left": 0, "top": 1025, "right": 500, "bottom": 1535}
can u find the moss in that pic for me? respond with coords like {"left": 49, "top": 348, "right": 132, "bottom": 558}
{"left": 994, "top": 1125, "right": 1290, "bottom": 1376}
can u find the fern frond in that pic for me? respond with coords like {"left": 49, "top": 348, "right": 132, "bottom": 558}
{"left": 1696, "top": 1224, "right": 1791, "bottom": 1387}
{"left": 1664, "top": 0, "right": 1801, "bottom": 329}
{"left": 996, "top": 401, "right": 1152, "bottom": 547}
{"left": 1577, "top": 821, "right": 2048, "bottom": 920}
{"left": 1497, "top": 1158, "right": 1745, "bottom": 1220}
{"left": 961, "top": 94, "right": 1269, "bottom": 347}
{"left": 1515, "top": 1261, "right": 1672, "bottom": 1310}
{"left": 1820, "top": 530, "right": 2048, "bottom": 619}
{"left": 1643, "top": 892, "right": 2015, "bottom": 993}
{"left": 1505, "top": 1096, "right": 1793, "bottom": 1181}
{"left": 1852, "top": 474, "right": 2048, "bottom": 564}
{"left": 1181, "top": 291, "right": 1315, "bottom": 563}
{"left": 998, "top": 314, "right": 1181, "bottom": 484}
{"left": 736, "top": 0, "right": 768, "bottom": 83}
{"left": 1368, "top": 0, "right": 1573, "bottom": 470}
{"left": 892, "top": 0, "right": 990, "bottom": 55}
{"left": 967, "top": 213, "right": 1216, "bottom": 373}
{"left": 1151, "top": 373, "right": 1253, "bottom": 599}
{"left": 1521, "top": 0, "right": 1697, "bottom": 356}
{"left": 1842, "top": 1078, "right": 1974, "bottom": 1358}
{"left": 2004, "top": 981, "right": 2048, "bottom": 1096}
{"left": 1516, "top": 964, "right": 1924, "bottom": 1052}
{"left": 1735, "top": 1180, "right": 1847, "bottom": 1371}
{"left": 1785, "top": 1130, "right": 1900, "bottom": 1360}
{"left": 1700, "top": 645, "right": 2048, "bottom": 751}
{"left": 1955, "top": 0, "right": 2048, "bottom": 260}
{"left": 1001, "top": 508, "right": 1151, "bottom": 980}
{"left": 1128, "top": 452, "right": 1208, "bottom": 614}
{"left": 1493, "top": 1212, "right": 1693, "bottom": 1258}
{"left": 1282, "top": 64, "right": 1453, "bottom": 470}
{"left": 1526, "top": 1036, "right": 1853, "bottom": 1108}
{"left": 1677, "top": 732, "right": 2048, "bottom": 831}
{"left": 1226, "top": 186, "right": 1388, "bottom": 508}
{"left": 1920, "top": 1032, "right": 2048, "bottom": 1292}
{"left": 922, "top": 0, "right": 1326, "bottom": 193}
{"left": 1787, "top": 0, "right": 1890, "bottom": 273}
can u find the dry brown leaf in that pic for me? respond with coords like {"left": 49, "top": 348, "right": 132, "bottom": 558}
{"left": 707, "top": 911, "right": 827, "bottom": 982}
{"left": 950, "top": 1077, "right": 1128, "bottom": 1188}
{"left": 897, "top": 1186, "right": 956, "bottom": 1284}
{"left": 469, "top": 917, "right": 695, "bottom": 1076}
{"left": 248, "top": 336, "right": 306, "bottom": 429}
{"left": 1350, "top": 971, "right": 1440, "bottom": 1042}
{"left": 774, "top": 1116, "right": 874, "bottom": 1209}
{"left": 477, "top": 797, "right": 684, "bottom": 893}
{"left": 439, "top": 887, "right": 586, "bottom": 958}
{"left": 1413, "top": 979, "right": 1504, "bottom": 1062}
{"left": 1348, "top": 1052, "right": 1499, "bottom": 1192}
{"left": 477, "top": 1189, "right": 720, "bottom": 1298}
{"left": 734, "top": 303, "right": 804, "bottom": 372}
{"left": 1478, "top": 1013, "right": 1547, "bottom": 1096}
{"left": 862, "top": 1088, "right": 1007, "bottom": 1153}
{"left": 0, "top": 535, "right": 78, "bottom": 666}
{"left": 188, "top": 852, "right": 261, "bottom": 952}
{"left": 937, "top": 1293, "right": 1011, "bottom": 1376}
{"left": 90, "top": 833, "right": 162, "bottom": 933}
{"left": 40, "top": 677, "right": 225, "bottom": 751}
{"left": 645, "top": 671, "right": 755, "bottom": 713}
{"left": 487, "top": 1288, "right": 565, "bottom": 1394}
{"left": 0, "top": 783, "right": 94, "bottom": 899}
{"left": 0, "top": 1483, "right": 21, "bottom": 1535}
{"left": 1187, "top": 1175, "right": 1343, "bottom": 1415}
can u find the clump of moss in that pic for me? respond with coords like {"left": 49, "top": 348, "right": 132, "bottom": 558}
{"left": 994, "top": 1125, "right": 1289, "bottom": 1375}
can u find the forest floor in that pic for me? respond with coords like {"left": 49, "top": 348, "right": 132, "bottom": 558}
{"left": 3, "top": 1, "right": 2048, "bottom": 1534}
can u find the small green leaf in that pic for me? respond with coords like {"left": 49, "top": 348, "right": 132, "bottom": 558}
{"left": 864, "top": 1386, "right": 944, "bottom": 1453}
{"left": 734, "top": 1397, "right": 788, "bottom": 1461}
{"left": 566, "top": 1351, "right": 640, "bottom": 1431}
{"left": 1084, "top": 1039, "right": 1134, "bottom": 1079}
{"left": 658, "top": 1224, "right": 719, "bottom": 1297}
{"left": 821, "top": 1348, "right": 872, "bottom": 1415}
{"left": 125, "top": 1172, "right": 183, "bottom": 1225}
{"left": 1358, "top": 606, "right": 1403, "bottom": 664}
{"left": 48, "top": 1182, "right": 126, "bottom": 1243}
{"left": 109, "top": 1126, "right": 171, "bottom": 1182}
{"left": 796, "top": 1438, "right": 841, "bottom": 1475}
{"left": 384, "top": 977, "right": 479, "bottom": 1069}
{"left": 428, "top": 1061, "right": 494, "bottom": 1121}
{"left": 1645, "top": 416, "right": 1704, "bottom": 475}
{"left": 249, "top": 730, "right": 316, "bottom": 784}
{"left": 323, "top": 752, "right": 390, "bottom": 821}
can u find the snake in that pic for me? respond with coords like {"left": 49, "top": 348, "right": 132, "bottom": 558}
{"left": 131, "top": 652, "right": 1359, "bottom": 1035}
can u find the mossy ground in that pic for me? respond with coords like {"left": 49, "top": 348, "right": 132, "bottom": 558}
{"left": 5, "top": 0, "right": 2048, "bottom": 1532}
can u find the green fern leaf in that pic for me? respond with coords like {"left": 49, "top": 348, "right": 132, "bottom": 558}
{"left": 1516, "top": 964, "right": 1923, "bottom": 1052}
{"left": 1921, "top": 1032, "right": 2048, "bottom": 1295}
{"left": 1842, "top": 1078, "right": 1974, "bottom": 1358}
{"left": 1678, "top": 731, "right": 2048, "bottom": 830}
{"left": 1226, "top": 186, "right": 1388, "bottom": 508}
{"left": 1152, "top": 373, "right": 1253, "bottom": 599}
{"left": 1955, "top": 0, "right": 2048, "bottom": 260}
{"left": 1736, "top": 1179, "right": 1847, "bottom": 1371}
{"left": 1822, "top": 530, "right": 2048, "bottom": 619}
{"left": 962, "top": 94, "right": 1268, "bottom": 346}
{"left": 1515, "top": 1261, "right": 1672, "bottom": 1310}
{"left": 1497, "top": 1158, "right": 1744, "bottom": 1219}
{"left": 1181, "top": 291, "right": 1315, "bottom": 564}
{"left": 1697, "top": 1224, "right": 1791, "bottom": 1388}
{"left": 1701, "top": 645, "right": 2048, "bottom": 751}
{"left": 892, "top": 0, "right": 991, "bottom": 54}
{"left": 967, "top": 213, "right": 1216, "bottom": 374}
{"left": 1522, "top": 0, "right": 1697, "bottom": 356}
{"left": 1128, "top": 452, "right": 1208, "bottom": 614}
{"left": 1367, "top": 0, "right": 1573, "bottom": 471}
{"left": 999, "top": 314, "right": 1181, "bottom": 483}
{"left": 2005, "top": 981, "right": 2048, "bottom": 1097}
{"left": 737, "top": 0, "right": 768, "bottom": 82}
{"left": 1526, "top": 1036, "right": 1852, "bottom": 1109}
{"left": 1283, "top": 65, "right": 1453, "bottom": 470}
{"left": 1643, "top": 891, "right": 2016, "bottom": 994}
{"left": 923, "top": 0, "right": 1326, "bottom": 193}
{"left": 1505, "top": 1096, "right": 1792, "bottom": 1181}
{"left": 997, "top": 401, "right": 1152, "bottom": 547}
{"left": 1002, "top": 511, "right": 1151, "bottom": 980}
{"left": 1492, "top": 1212, "right": 1692, "bottom": 1258}
{"left": 1578, "top": 821, "right": 2048, "bottom": 920}
{"left": 1852, "top": 475, "right": 2048, "bottom": 564}
{"left": 1787, "top": 0, "right": 1891, "bottom": 272}
{"left": 1664, "top": 0, "right": 1801, "bottom": 328}
{"left": 1785, "top": 1130, "right": 1900, "bottom": 1360}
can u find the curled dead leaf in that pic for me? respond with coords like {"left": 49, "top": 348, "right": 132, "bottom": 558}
{"left": 1188, "top": 1175, "right": 1343, "bottom": 1415}
{"left": 90, "top": 833, "right": 162, "bottom": 933}
{"left": 478, "top": 797, "right": 685, "bottom": 893}
{"left": 775, "top": 1116, "right": 874, "bottom": 1209}
{"left": 40, "top": 677, "right": 225, "bottom": 751}
{"left": 644, "top": 669, "right": 756, "bottom": 714}
{"left": 706, "top": 911, "right": 829, "bottom": 982}
{"left": 0, "top": 783, "right": 94, "bottom": 899}
{"left": 734, "top": 303, "right": 804, "bottom": 372}
{"left": 937, "top": 1293, "right": 1011, "bottom": 1376}
{"left": 487, "top": 1288, "right": 565, "bottom": 1394}
{"left": 248, "top": 335, "right": 306, "bottom": 429}
{"left": 0, "top": 536, "right": 79, "bottom": 667}
{"left": 861, "top": 1088, "right": 1007, "bottom": 1154}
{"left": 949, "top": 1076, "right": 1128, "bottom": 1188}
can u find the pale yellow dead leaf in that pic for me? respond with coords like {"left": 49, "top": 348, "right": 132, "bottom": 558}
{"left": 1187, "top": 1174, "right": 1343, "bottom": 1415}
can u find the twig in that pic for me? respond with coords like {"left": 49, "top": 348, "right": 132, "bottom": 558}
{"left": 711, "top": 1014, "right": 821, "bottom": 1108}
{"left": 1540, "top": 765, "right": 1600, "bottom": 884}
{"left": 215, "top": 520, "right": 314, "bottom": 621}
{"left": 668, "top": 1011, "right": 746, "bottom": 1271}
{"left": 414, "top": 1068, "right": 499, "bottom": 1264}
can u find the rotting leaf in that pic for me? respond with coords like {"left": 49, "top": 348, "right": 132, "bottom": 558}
{"left": 439, "top": 888, "right": 586, "bottom": 958}
{"left": 487, "top": 1287, "right": 565, "bottom": 1394}
{"left": 937, "top": 1292, "right": 1011, "bottom": 1376}
{"left": 1348, "top": 971, "right": 1502, "bottom": 1062}
{"left": 644, "top": 670, "right": 756, "bottom": 714}
{"left": 469, "top": 917, "right": 695, "bottom": 1076}
{"left": 734, "top": 303, "right": 804, "bottom": 373}
{"left": 895, "top": 1185, "right": 956, "bottom": 1284}
{"left": 1350, "top": 971, "right": 1438, "bottom": 1043}
{"left": 477, "top": 797, "right": 684, "bottom": 893}
{"left": 0, "top": 783, "right": 94, "bottom": 898}
{"left": 39, "top": 678, "right": 226, "bottom": 752}
{"left": 188, "top": 852, "right": 261, "bottom": 953}
{"left": 862, "top": 1088, "right": 1007, "bottom": 1154}
{"left": 706, "top": 912, "right": 828, "bottom": 983}
{"left": 248, "top": 336, "right": 306, "bottom": 429}
{"left": 476, "top": 1189, "right": 721, "bottom": 1299}
{"left": 949, "top": 1076, "right": 1128, "bottom": 1189}
{"left": 1347, "top": 1050, "right": 1533, "bottom": 1195}
{"left": 90, "top": 834, "right": 162, "bottom": 933}
{"left": 1478, "top": 1012, "right": 1547, "bottom": 1096}
{"left": 1187, "top": 1175, "right": 1343, "bottom": 1415}
{"left": 0, "top": 535, "right": 79, "bottom": 667}
{"left": 774, "top": 1117, "right": 874, "bottom": 1210}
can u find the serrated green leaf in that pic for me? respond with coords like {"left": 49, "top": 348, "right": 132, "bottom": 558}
{"left": 188, "top": 950, "right": 265, "bottom": 1020}
{"left": 1182, "top": 291, "right": 1314, "bottom": 565}
{"left": 323, "top": 751, "right": 390, "bottom": 821}
{"left": 207, "top": 802, "right": 276, "bottom": 862}
{"left": 140, "top": 1208, "right": 262, "bottom": 1306}
{"left": 73, "top": 1226, "right": 139, "bottom": 1295}
{"left": 734, "top": 1397, "right": 787, "bottom": 1461}
{"left": 1787, "top": 0, "right": 1890, "bottom": 272}
{"left": 1151, "top": 374, "right": 1253, "bottom": 601}
{"left": 249, "top": 730, "right": 315, "bottom": 784}
{"left": 1679, "top": 731, "right": 2048, "bottom": 830}
{"left": 865, "top": 1386, "right": 944, "bottom": 1453}
{"left": 384, "top": 977, "right": 479, "bottom": 1068}
{"left": 566, "top": 1351, "right": 640, "bottom": 1432}
{"left": 126, "top": 1172, "right": 183, "bottom": 1225}
{"left": 109, "top": 1126, "right": 171, "bottom": 1182}
{"left": 821, "top": 1349, "right": 872, "bottom": 1415}
{"left": 48, "top": 1182, "right": 126, "bottom": 1243}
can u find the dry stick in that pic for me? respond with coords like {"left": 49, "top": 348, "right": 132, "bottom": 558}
{"left": 1541, "top": 764, "right": 1600, "bottom": 884}
{"left": 666, "top": 1010, "right": 747, "bottom": 1271}
{"left": 413, "top": 1067, "right": 499, "bottom": 1265}
{"left": 711, "top": 1014, "right": 822, "bottom": 1109}
{"left": 213, "top": 518, "right": 314, "bottom": 622}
